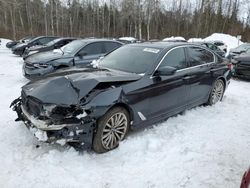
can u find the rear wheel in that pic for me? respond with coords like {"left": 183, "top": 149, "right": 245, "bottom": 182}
{"left": 93, "top": 107, "right": 130, "bottom": 153}
{"left": 207, "top": 79, "right": 225, "bottom": 105}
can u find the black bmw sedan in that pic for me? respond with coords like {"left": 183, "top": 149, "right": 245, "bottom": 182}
{"left": 11, "top": 42, "right": 232, "bottom": 153}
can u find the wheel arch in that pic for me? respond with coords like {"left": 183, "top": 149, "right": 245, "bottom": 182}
{"left": 216, "top": 76, "right": 227, "bottom": 90}
{"left": 110, "top": 102, "right": 134, "bottom": 123}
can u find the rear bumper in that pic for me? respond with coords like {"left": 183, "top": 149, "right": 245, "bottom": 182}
{"left": 11, "top": 98, "right": 94, "bottom": 150}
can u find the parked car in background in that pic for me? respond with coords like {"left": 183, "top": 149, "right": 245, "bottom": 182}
{"left": 228, "top": 43, "right": 250, "bottom": 59}
{"left": 12, "top": 36, "right": 59, "bottom": 56}
{"left": 231, "top": 49, "right": 250, "bottom": 80}
{"left": 11, "top": 42, "right": 232, "bottom": 153}
{"left": 194, "top": 42, "right": 226, "bottom": 57}
{"left": 163, "top": 36, "right": 186, "bottom": 42}
{"left": 118, "top": 37, "right": 138, "bottom": 44}
{"left": 23, "top": 39, "right": 123, "bottom": 79}
{"left": 240, "top": 168, "right": 250, "bottom": 188}
{"left": 6, "top": 36, "right": 35, "bottom": 49}
{"left": 23, "top": 37, "right": 77, "bottom": 59}
{"left": 210, "top": 40, "right": 227, "bottom": 52}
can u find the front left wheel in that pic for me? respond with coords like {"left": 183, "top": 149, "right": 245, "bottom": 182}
{"left": 93, "top": 107, "right": 130, "bottom": 153}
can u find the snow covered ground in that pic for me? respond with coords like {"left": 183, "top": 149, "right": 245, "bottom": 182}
{"left": 0, "top": 39, "right": 250, "bottom": 188}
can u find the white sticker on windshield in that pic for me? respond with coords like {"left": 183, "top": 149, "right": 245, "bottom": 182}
{"left": 143, "top": 48, "right": 160, "bottom": 53}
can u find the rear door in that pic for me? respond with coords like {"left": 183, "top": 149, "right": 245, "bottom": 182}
{"left": 74, "top": 42, "right": 105, "bottom": 65}
{"left": 186, "top": 46, "right": 215, "bottom": 105}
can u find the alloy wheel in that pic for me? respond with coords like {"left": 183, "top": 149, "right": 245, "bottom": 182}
{"left": 101, "top": 112, "right": 128, "bottom": 150}
{"left": 211, "top": 80, "right": 224, "bottom": 104}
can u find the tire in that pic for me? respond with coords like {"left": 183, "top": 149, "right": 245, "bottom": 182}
{"left": 207, "top": 79, "right": 225, "bottom": 105}
{"left": 93, "top": 107, "right": 130, "bottom": 153}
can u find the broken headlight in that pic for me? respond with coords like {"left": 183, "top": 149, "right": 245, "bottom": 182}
{"left": 42, "top": 105, "right": 84, "bottom": 119}
{"left": 28, "top": 50, "right": 39, "bottom": 56}
{"left": 33, "top": 63, "right": 49, "bottom": 68}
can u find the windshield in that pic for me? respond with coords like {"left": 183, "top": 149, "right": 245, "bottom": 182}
{"left": 100, "top": 45, "right": 162, "bottom": 74}
{"left": 46, "top": 38, "right": 61, "bottom": 46}
{"left": 62, "top": 40, "right": 85, "bottom": 55}
{"left": 235, "top": 44, "right": 250, "bottom": 51}
{"left": 28, "top": 37, "right": 40, "bottom": 44}
{"left": 245, "top": 48, "right": 250, "bottom": 54}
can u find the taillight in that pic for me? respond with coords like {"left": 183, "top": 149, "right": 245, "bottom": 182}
{"left": 227, "top": 63, "right": 233, "bottom": 70}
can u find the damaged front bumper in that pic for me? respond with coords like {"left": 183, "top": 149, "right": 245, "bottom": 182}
{"left": 22, "top": 63, "right": 55, "bottom": 80}
{"left": 10, "top": 97, "right": 95, "bottom": 150}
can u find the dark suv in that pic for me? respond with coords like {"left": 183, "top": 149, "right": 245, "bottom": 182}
{"left": 23, "top": 39, "right": 123, "bottom": 79}
{"left": 12, "top": 36, "right": 59, "bottom": 56}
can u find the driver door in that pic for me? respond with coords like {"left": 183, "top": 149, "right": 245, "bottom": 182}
{"left": 147, "top": 47, "right": 190, "bottom": 119}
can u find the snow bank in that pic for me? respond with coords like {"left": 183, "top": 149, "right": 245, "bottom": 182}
{"left": 188, "top": 38, "right": 204, "bottom": 43}
{"left": 163, "top": 36, "right": 186, "bottom": 42}
{"left": 119, "top": 37, "right": 137, "bottom": 41}
{"left": 0, "top": 38, "right": 12, "bottom": 49}
{"left": 204, "top": 33, "right": 243, "bottom": 52}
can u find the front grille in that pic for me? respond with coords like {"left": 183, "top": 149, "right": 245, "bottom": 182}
{"left": 22, "top": 91, "right": 43, "bottom": 117}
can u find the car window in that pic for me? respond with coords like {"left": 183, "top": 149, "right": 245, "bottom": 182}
{"left": 214, "top": 42, "right": 224, "bottom": 46}
{"left": 56, "top": 40, "right": 69, "bottom": 47}
{"left": 38, "top": 37, "right": 55, "bottom": 45}
{"left": 104, "top": 42, "right": 122, "bottom": 53}
{"left": 159, "top": 47, "right": 187, "bottom": 70}
{"left": 207, "top": 43, "right": 218, "bottom": 51}
{"left": 62, "top": 40, "right": 86, "bottom": 55}
{"left": 64, "top": 39, "right": 74, "bottom": 45}
{"left": 82, "top": 42, "right": 104, "bottom": 55}
{"left": 187, "top": 46, "right": 214, "bottom": 66}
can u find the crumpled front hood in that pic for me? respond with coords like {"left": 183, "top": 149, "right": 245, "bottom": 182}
{"left": 234, "top": 54, "right": 250, "bottom": 62}
{"left": 22, "top": 68, "right": 141, "bottom": 105}
{"left": 25, "top": 50, "right": 72, "bottom": 64}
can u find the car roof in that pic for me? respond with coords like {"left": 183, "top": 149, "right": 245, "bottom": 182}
{"left": 56, "top": 37, "right": 78, "bottom": 41}
{"left": 77, "top": 38, "right": 123, "bottom": 44}
{"left": 127, "top": 42, "right": 195, "bottom": 49}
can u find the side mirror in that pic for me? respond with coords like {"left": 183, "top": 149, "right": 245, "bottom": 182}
{"left": 155, "top": 66, "right": 177, "bottom": 76}
{"left": 78, "top": 51, "right": 87, "bottom": 58}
